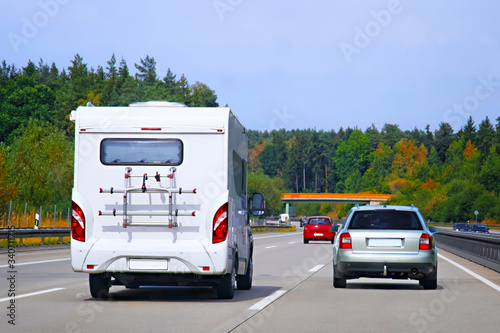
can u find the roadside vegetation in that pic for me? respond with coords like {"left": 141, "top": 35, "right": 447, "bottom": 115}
{"left": 1, "top": 55, "right": 499, "bottom": 226}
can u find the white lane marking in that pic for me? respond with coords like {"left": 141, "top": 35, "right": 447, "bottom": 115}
{"left": 249, "top": 290, "right": 287, "bottom": 310}
{"left": 254, "top": 233, "right": 300, "bottom": 240}
{"left": 438, "top": 253, "right": 500, "bottom": 292}
{"left": 0, "top": 288, "right": 65, "bottom": 302}
{"left": 309, "top": 264, "right": 324, "bottom": 272}
{"left": 265, "top": 246, "right": 277, "bottom": 249}
{"left": 0, "top": 258, "right": 70, "bottom": 268}
{"left": 289, "top": 242, "right": 296, "bottom": 244}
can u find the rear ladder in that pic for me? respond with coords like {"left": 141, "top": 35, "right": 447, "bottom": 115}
{"left": 98, "top": 167, "right": 197, "bottom": 228}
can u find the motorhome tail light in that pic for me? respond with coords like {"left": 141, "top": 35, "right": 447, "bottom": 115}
{"left": 212, "top": 203, "right": 228, "bottom": 244}
{"left": 71, "top": 201, "right": 85, "bottom": 242}
{"left": 339, "top": 232, "right": 352, "bottom": 249}
{"left": 419, "top": 233, "right": 432, "bottom": 250}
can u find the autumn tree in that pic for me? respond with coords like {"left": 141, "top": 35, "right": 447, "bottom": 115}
{"left": 392, "top": 138, "right": 427, "bottom": 178}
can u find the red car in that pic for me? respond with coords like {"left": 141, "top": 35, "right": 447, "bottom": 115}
{"left": 303, "top": 216, "right": 335, "bottom": 244}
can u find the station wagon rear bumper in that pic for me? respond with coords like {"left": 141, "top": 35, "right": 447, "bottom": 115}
{"left": 336, "top": 261, "right": 436, "bottom": 278}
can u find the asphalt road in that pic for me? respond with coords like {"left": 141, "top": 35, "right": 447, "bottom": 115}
{"left": 1, "top": 230, "right": 500, "bottom": 333}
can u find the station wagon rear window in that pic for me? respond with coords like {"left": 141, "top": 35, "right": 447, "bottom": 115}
{"left": 349, "top": 210, "right": 423, "bottom": 230}
{"left": 100, "top": 139, "right": 183, "bottom": 165}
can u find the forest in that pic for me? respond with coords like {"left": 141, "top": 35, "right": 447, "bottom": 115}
{"left": 1, "top": 55, "right": 500, "bottom": 224}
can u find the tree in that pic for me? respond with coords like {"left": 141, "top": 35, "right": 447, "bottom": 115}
{"left": 381, "top": 123, "right": 403, "bottom": 148}
{"left": 459, "top": 116, "right": 476, "bottom": 145}
{"left": 365, "top": 124, "right": 382, "bottom": 150}
{"left": 162, "top": 68, "right": 177, "bottom": 96}
{"left": 0, "top": 147, "right": 17, "bottom": 211}
{"left": 0, "top": 84, "right": 56, "bottom": 143}
{"left": 271, "top": 130, "right": 288, "bottom": 177}
{"left": 106, "top": 53, "right": 118, "bottom": 80}
{"left": 478, "top": 145, "right": 500, "bottom": 194}
{"left": 332, "top": 129, "right": 371, "bottom": 192}
{"left": 118, "top": 57, "right": 130, "bottom": 82}
{"left": 67, "top": 54, "right": 90, "bottom": 102}
{"left": 476, "top": 116, "right": 495, "bottom": 162}
{"left": 4, "top": 120, "right": 73, "bottom": 208}
{"left": 248, "top": 142, "right": 264, "bottom": 172}
{"left": 434, "top": 122, "right": 455, "bottom": 163}
{"left": 284, "top": 133, "right": 308, "bottom": 192}
{"left": 392, "top": 138, "right": 427, "bottom": 178}
{"left": 248, "top": 169, "right": 286, "bottom": 216}
{"left": 134, "top": 55, "right": 157, "bottom": 84}
{"left": 190, "top": 82, "right": 218, "bottom": 107}
{"left": 308, "top": 131, "right": 329, "bottom": 192}
{"left": 362, "top": 143, "right": 393, "bottom": 193}
{"left": 174, "top": 74, "right": 191, "bottom": 104}
{"left": 259, "top": 144, "right": 279, "bottom": 178}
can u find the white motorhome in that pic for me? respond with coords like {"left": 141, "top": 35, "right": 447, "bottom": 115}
{"left": 70, "top": 101, "right": 264, "bottom": 299}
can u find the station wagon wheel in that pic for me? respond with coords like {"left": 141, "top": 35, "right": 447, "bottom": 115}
{"left": 89, "top": 273, "right": 111, "bottom": 299}
{"left": 421, "top": 276, "right": 437, "bottom": 290}
{"left": 333, "top": 264, "right": 346, "bottom": 288}
{"left": 421, "top": 266, "right": 438, "bottom": 290}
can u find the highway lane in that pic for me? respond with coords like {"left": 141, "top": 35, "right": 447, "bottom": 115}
{"left": 1, "top": 231, "right": 500, "bottom": 332}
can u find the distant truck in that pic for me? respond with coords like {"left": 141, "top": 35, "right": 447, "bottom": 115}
{"left": 279, "top": 213, "right": 289, "bottom": 225}
{"left": 70, "top": 101, "right": 264, "bottom": 299}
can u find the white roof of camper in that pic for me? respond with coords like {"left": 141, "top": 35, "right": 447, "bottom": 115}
{"left": 71, "top": 104, "right": 236, "bottom": 134}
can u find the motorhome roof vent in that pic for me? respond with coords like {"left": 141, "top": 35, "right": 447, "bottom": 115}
{"left": 129, "top": 101, "right": 187, "bottom": 107}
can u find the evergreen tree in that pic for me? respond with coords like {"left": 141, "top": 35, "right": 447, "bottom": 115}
{"left": 459, "top": 116, "right": 476, "bottom": 145}
{"left": 434, "top": 122, "right": 455, "bottom": 163}
{"left": 67, "top": 54, "right": 90, "bottom": 102}
{"left": 381, "top": 123, "right": 403, "bottom": 148}
{"left": 476, "top": 116, "right": 495, "bottom": 162}
{"left": 106, "top": 53, "right": 118, "bottom": 80}
{"left": 134, "top": 55, "right": 157, "bottom": 84}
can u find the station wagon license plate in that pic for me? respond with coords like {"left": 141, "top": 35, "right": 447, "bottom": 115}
{"left": 368, "top": 238, "right": 402, "bottom": 247}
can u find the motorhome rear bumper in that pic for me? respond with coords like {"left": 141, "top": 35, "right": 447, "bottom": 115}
{"left": 71, "top": 238, "right": 229, "bottom": 275}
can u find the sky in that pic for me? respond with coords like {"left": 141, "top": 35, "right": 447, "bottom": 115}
{"left": 1, "top": 0, "right": 500, "bottom": 133}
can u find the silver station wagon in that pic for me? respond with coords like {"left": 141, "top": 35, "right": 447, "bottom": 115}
{"left": 332, "top": 205, "right": 438, "bottom": 289}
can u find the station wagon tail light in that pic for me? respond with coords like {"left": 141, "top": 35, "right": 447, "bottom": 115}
{"left": 419, "top": 233, "right": 432, "bottom": 250}
{"left": 213, "top": 203, "right": 228, "bottom": 244}
{"left": 71, "top": 201, "right": 85, "bottom": 242}
{"left": 339, "top": 232, "right": 352, "bottom": 249}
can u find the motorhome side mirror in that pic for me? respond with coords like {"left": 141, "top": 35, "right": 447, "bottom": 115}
{"left": 330, "top": 224, "right": 339, "bottom": 232}
{"left": 250, "top": 193, "right": 265, "bottom": 216}
{"left": 428, "top": 226, "right": 439, "bottom": 234}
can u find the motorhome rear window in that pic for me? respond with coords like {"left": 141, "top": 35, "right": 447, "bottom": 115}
{"left": 100, "top": 139, "right": 183, "bottom": 165}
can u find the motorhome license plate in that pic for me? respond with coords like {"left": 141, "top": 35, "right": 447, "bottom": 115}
{"left": 129, "top": 259, "right": 168, "bottom": 270}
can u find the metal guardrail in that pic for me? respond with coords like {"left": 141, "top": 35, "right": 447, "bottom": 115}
{"left": 434, "top": 229, "right": 500, "bottom": 272}
{"left": 0, "top": 228, "right": 70, "bottom": 245}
